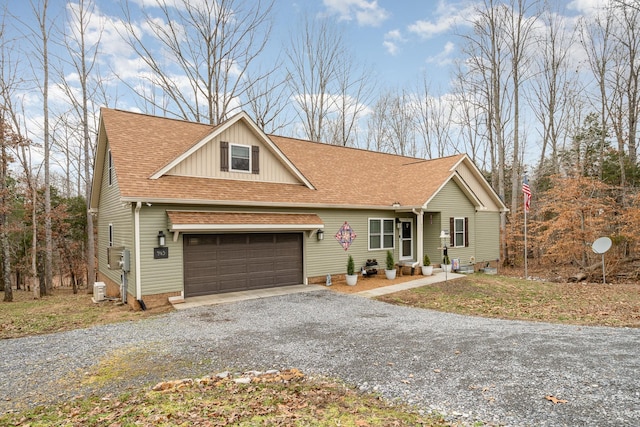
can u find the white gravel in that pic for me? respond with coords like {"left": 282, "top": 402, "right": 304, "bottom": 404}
{"left": 1, "top": 290, "right": 639, "bottom": 426}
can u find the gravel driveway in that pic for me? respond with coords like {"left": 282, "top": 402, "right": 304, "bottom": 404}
{"left": 1, "top": 289, "right": 639, "bottom": 426}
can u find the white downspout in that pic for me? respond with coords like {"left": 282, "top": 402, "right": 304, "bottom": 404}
{"left": 413, "top": 209, "right": 424, "bottom": 265}
{"left": 135, "top": 202, "right": 142, "bottom": 302}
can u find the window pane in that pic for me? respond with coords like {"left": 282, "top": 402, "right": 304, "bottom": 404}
{"left": 455, "top": 218, "right": 464, "bottom": 229}
{"left": 383, "top": 234, "right": 394, "bottom": 248}
{"left": 370, "top": 235, "right": 381, "bottom": 249}
{"left": 231, "top": 145, "right": 250, "bottom": 171}
{"left": 456, "top": 234, "right": 464, "bottom": 247}
{"left": 370, "top": 219, "right": 380, "bottom": 234}
{"left": 383, "top": 219, "right": 394, "bottom": 233}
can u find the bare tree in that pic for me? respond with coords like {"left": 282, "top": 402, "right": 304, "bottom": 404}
{"left": 244, "top": 64, "right": 292, "bottom": 134}
{"left": 366, "top": 91, "right": 392, "bottom": 152}
{"left": 58, "top": 0, "right": 102, "bottom": 289}
{"left": 324, "top": 56, "right": 375, "bottom": 147}
{"left": 531, "top": 2, "right": 579, "bottom": 176}
{"left": 25, "top": 0, "right": 55, "bottom": 295}
{"left": 459, "top": 0, "right": 512, "bottom": 262}
{"left": 285, "top": 15, "right": 344, "bottom": 142}
{"left": 505, "top": 0, "right": 538, "bottom": 219}
{"left": 119, "top": 0, "right": 274, "bottom": 125}
{"left": 387, "top": 89, "right": 417, "bottom": 157}
{"left": 413, "top": 74, "right": 455, "bottom": 159}
{"left": 581, "top": 6, "right": 620, "bottom": 184}
{"left": 451, "top": 76, "right": 490, "bottom": 168}
{"left": 609, "top": 2, "right": 640, "bottom": 171}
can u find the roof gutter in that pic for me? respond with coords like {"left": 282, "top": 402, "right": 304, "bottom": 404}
{"left": 120, "top": 197, "right": 422, "bottom": 211}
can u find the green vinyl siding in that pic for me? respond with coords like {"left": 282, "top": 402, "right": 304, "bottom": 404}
{"left": 138, "top": 205, "right": 183, "bottom": 296}
{"left": 96, "top": 141, "right": 134, "bottom": 294}
{"left": 428, "top": 180, "right": 476, "bottom": 264}
{"left": 475, "top": 212, "right": 500, "bottom": 263}
{"left": 422, "top": 212, "right": 441, "bottom": 266}
{"left": 305, "top": 209, "right": 398, "bottom": 277}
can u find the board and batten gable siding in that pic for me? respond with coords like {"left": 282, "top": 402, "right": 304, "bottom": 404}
{"left": 166, "top": 120, "right": 300, "bottom": 184}
{"left": 455, "top": 162, "right": 501, "bottom": 212}
{"left": 138, "top": 205, "right": 184, "bottom": 296}
{"left": 97, "top": 142, "right": 135, "bottom": 293}
{"left": 428, "top": 180, "right": 476, "bottom": 263}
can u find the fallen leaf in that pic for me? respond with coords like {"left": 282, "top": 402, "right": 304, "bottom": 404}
{"left": 545, "top": 395, "right": 568, "bottom": 404}
{"left": 433, "top": 369, "right": 441, "bottom": 373}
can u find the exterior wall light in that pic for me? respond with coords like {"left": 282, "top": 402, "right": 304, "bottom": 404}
{"left": 158, "top": 230, "right": 166, "bottom": 247}
{"left": 317, "top": 229, "right": 324, "bottom": 241}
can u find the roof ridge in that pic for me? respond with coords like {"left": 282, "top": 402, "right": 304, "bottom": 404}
{"left": 269, "top": 133, "right": 464, "bottom": 163}
{"left": 102, "top": 107, "right": 216, "bottom": 129}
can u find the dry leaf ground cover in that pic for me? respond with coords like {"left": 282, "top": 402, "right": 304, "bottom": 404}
{"left": 0, "top": 289, "right": 172, "bottom": 340}
{"left": 376, "top": 274, "right": 640, "bottom": 327}
{"left": 2, "top": 369, "right": 443, "bottom": 426}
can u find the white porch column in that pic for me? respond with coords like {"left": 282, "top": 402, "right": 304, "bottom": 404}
{"left": 414, "top": 209, "right": 424, "bottom": 264}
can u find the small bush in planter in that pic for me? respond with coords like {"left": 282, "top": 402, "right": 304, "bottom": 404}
{"left": 347, "top": 255, "right": 355, "bottom": 275}
{"left": 386, "top": 250, "right": 395, "bottom": 270}
{"left": 423, "top": 254, "right": 431, "bottom": 266}
{"left": 443, "top": 255, "right": 450, "bottom": 266}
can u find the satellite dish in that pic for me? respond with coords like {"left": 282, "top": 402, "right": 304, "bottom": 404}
{"left": 592, "top": 237, "right": 612, "bottom": 255}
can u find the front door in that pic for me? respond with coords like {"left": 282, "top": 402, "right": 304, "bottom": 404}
{"left": 400, "top": 220, "right": 413, "bottom": 260}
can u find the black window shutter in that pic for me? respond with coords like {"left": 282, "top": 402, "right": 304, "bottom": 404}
{"left": 220, "top": 141, "right": 229, "bottom": 172}
{"left": 251, "top": 145, "right": 259, "bottom": 174}
{"left": 449, "top": 217, "right": 454, "bottom": 246}
{"left": 465, "top": 217, "right": 469, "bottom": 247}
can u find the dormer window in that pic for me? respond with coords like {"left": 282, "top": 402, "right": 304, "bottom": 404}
{"left": 230, "top": 144, "right": 251, "bottom": 172}
{"left": 220, "top": 141, "right": 260, "bottom": 174}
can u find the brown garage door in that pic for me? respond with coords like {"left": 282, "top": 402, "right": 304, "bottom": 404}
{"left": 183, "top": 233, "right": 303, "bottom": 297}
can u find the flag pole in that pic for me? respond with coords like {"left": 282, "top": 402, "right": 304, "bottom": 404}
{"left": 522, "top": 173, "right": 530, "bottom": 281}
{"left": 524, "top": 191, "right": 528, "bottom": 280}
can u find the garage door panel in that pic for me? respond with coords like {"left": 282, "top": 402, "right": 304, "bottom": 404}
{"left": 184, "top": 232, "right": 303, "bottom": 297}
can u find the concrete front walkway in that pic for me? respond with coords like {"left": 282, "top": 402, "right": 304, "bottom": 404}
{"left": 173, "top": 271, "right": 465, "bottom": 309}
{"left": 356, "top": 271, "right": 464, "bottom": 297}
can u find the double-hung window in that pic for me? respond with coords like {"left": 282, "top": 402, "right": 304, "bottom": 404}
{"left": 369, "top": 218, "right": 394, "bottom": 250}
{"left": 452, "top": 217, "right": 468, "bottom": 247}
{"left": 230, "top": 144, "right": 251, "bottom": 172}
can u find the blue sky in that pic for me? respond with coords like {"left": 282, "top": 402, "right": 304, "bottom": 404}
{"left": 3, "top": 0, "right": 613, "bottom": 170}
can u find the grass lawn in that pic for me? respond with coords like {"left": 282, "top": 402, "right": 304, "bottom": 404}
{"left": 0, "top": 288, "right": 172, "bottom": 340}
{"left": 377, "top": 274, "right": 640, "bottom": 328}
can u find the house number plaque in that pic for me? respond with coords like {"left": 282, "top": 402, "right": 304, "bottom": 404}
{"left": 154, "top": 247, "right": 169, "bottom": 259}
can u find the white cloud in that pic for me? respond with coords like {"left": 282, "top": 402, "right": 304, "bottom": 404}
{"left": 383, "top": 29, "right": 405, "bottom": 55}
{"left": 426, "top": 41, "right": 456, "bottom": 66}
{"left": 322, "top": 0, "right": 389, "bottom": 27}
{"left": 408, "top": 1, "right": 475, "bottom": 39}
{"left": 567, "top": 0, "right": 611, "bottom": 16}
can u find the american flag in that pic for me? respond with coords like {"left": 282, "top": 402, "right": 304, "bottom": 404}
{"left": 522, "top": 176, "right": 532, "bottom": 212}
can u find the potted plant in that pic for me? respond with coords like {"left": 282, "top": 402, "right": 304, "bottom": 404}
{"left": 345, "top": 255, "right": 358, "bottom": 286}
{"left": 442, "top": 254, "right": 451, "bottom": 272}
{"left": 421, "top": 254, "right": 433, "bottom": 276}
{"left": 385, "top": 250, "right": 396, "bottom": 280}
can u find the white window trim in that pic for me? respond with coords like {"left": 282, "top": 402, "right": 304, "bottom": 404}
{"left": 108, "top": 223, "right": 114, "bottom": 247}
{"left": 229, "top": 143, "right": 251, "bottom": 173}
{"left": 368, "top": 218, "right": 395, "bottom": 251}
{"left": 399, "top": 218, "right": 413, "bottom": 260}
{"left": 107, "top": 149, "right": 113, "bottom": 186}
{"left": 453, "top": 217, "right": 465, "bottom": 248}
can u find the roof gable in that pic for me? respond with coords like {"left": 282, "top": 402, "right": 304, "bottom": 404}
{"left": 151, "top": 111, "right": 314, "bottom": 189}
